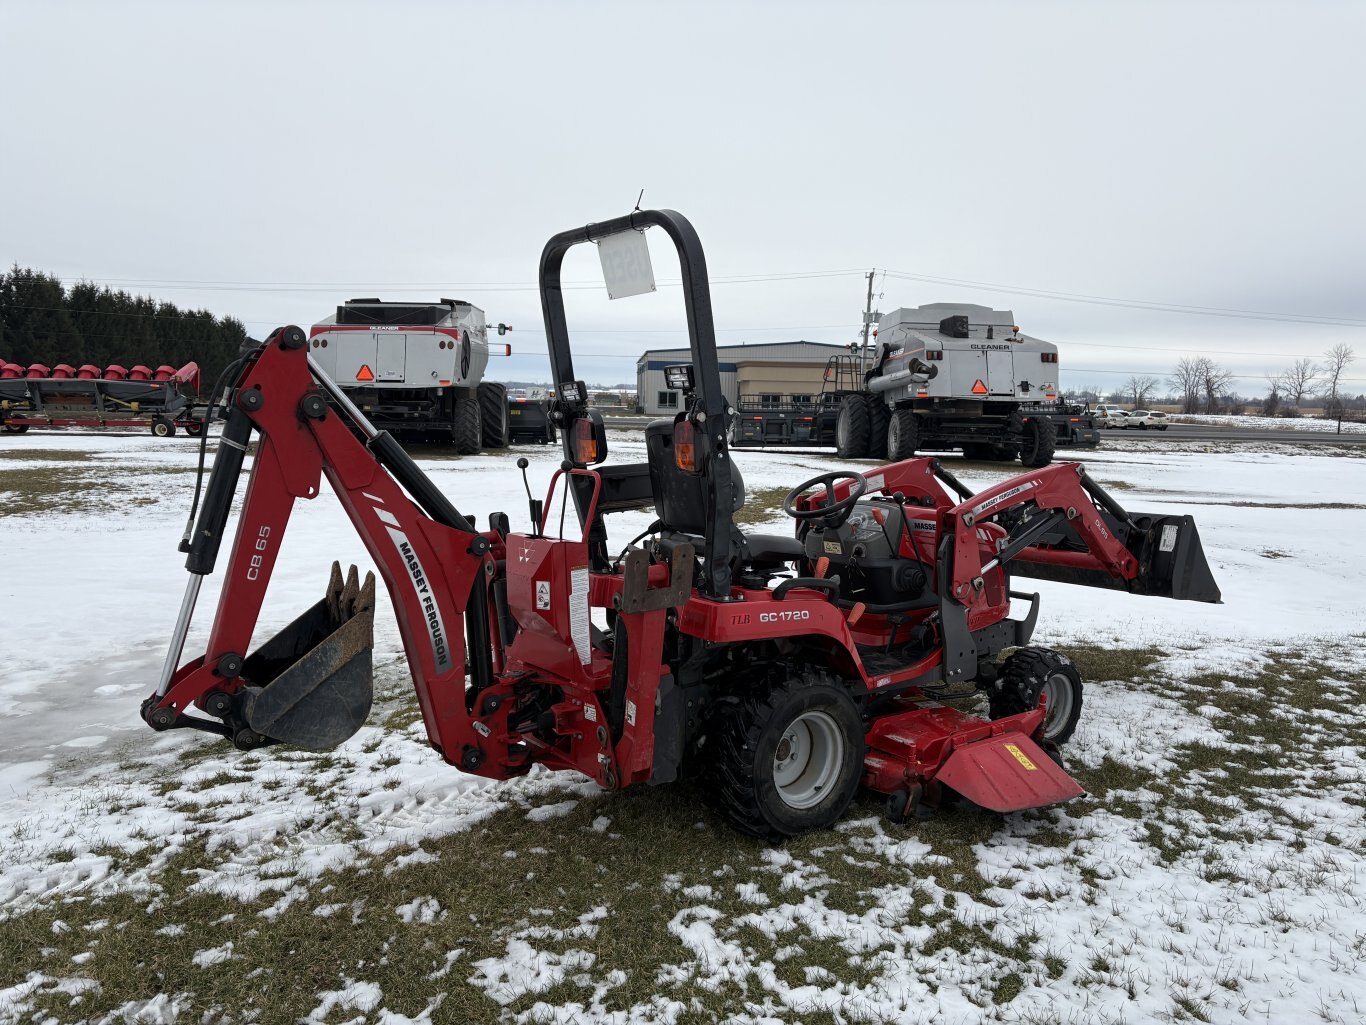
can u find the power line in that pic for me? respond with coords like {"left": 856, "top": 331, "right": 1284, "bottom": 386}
{"left": 882, "top": 269, "right": 1366, "bottom": 328}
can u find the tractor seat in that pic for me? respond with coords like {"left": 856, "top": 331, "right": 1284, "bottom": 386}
{"left": 644, "top": 418, "right": 804, "bottom": 570}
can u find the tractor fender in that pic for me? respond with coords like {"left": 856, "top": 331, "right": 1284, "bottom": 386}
{"left": 677, "top": 590, "right": 865, "bottom": 683}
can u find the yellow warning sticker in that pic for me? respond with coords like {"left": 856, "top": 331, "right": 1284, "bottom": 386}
{"left": 1005, "top": 743, "right": 1037, "bottom": 771}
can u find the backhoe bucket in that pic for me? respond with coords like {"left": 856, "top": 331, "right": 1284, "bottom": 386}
{"left": 238, "top": 563, "right": 376, "bottom": 751}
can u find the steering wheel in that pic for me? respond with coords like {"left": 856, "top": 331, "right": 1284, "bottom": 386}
{"left": 782, "top": 471, "right": 868, "bottom": 526}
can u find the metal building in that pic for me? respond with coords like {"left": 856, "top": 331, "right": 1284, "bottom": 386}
{"left": 636, "top": 340, "right": 850, "bottom": 416}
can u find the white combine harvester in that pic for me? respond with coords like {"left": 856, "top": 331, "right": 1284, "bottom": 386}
{"left": 309, "top": 298, "right": 512, "bottom": 453}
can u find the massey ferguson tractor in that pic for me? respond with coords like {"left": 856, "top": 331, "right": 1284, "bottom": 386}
{"left": 141, "top": 210, "right": 1220, "bottom": 839}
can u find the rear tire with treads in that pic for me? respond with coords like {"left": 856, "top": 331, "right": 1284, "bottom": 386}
{"left": 865, "top": 395, "right": 889, "bottom": 460}
{"left": 835, "top": 395, "right": 870, "bottom": 458}
{"left": 452, "top": 391, "right": 482, "bottom": 454}
{"left": 477, "top": 382, "right": 509, "bottom": 448}
{"left": 705, "top": 670, "right": 864, "bottom": 839}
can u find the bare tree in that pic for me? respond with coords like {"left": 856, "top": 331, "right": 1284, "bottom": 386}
{"left": 1322, "top": 343, "right": 1356, "bottom": 401}
{"left": 1262, "top": 374, "right": 1282, "bottom": 417}
{"left": 1171, "top": 357, "right": 1204, "bottom": 414}
{"left": 1200, "top": 360, "right": 1234, "bottom": 414}
{"left": 1123, "top": 375, "right": 1159, "bottom": 407}
{"left": 1279, "top": 358, "right": 1320, "bottom": 407}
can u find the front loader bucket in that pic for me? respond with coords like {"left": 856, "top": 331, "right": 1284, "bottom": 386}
{"left": 1012, "top": 511, "right": 1222, "bottom": 603}
{"left": 238, "top": 562, "right": 376, "bottom": 751}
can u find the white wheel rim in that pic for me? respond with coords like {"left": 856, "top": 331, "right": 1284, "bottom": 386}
{"left": 772, "top": 710, "right": 845, "bottom": 810}
{"left": 1041, "top": 672, "right": 1074, "bottom": 739}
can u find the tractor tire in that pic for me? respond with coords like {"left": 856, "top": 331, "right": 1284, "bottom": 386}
{"left": 705, "top": 671, "right": 865, "bottom": 840}
{"left": 864, "top": 394, "right": 889, "bottom": 460}
{"left": 451, "top": 392, "right": 483, "bottom": 455}
{"left": 835, "top": 394, "right": 870, "bottom": 458}
{"left": 1017, "top": 413, "right": 1056, "bottom": 468}
{"left": 989, "top": 647, "right": 1083, "bottom": 746}
{"left": 477, "top": 382, "right": 510, "bottom": 448}
{"left": 151, "top": 416, "right": 175, "bottom": 438}
{"left": 886, "top": 409, "right": 919, "bottom": 462}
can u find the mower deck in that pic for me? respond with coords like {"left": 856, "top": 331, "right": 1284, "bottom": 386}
{"left": 864, "top": 703, "right": 1084, "bottom": 814}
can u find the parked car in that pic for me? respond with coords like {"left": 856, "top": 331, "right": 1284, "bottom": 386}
{"left": 1097, "top": 408, "right": 1130, "bottom": 428}
{"left": 1125, "top": 410, "right": 1170, "bottom": 430}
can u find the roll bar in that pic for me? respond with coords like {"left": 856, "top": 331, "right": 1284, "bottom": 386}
{"left": 537, "top": 209, "right": 738, "bottom": 599}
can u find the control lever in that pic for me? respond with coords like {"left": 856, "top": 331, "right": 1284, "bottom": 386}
{"left": 517, "top": 457, "right": 543, "bottom": 536}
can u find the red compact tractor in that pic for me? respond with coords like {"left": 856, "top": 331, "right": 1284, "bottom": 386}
{"left": 143, "top": 210, "right": 1220, "bottom": 838}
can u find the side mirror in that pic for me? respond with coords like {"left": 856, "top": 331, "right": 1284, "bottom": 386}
{"left": 570, "top": 410, "right": 608, "bottom": 466}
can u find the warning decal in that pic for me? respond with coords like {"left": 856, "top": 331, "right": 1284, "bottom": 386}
{"left": 569, "top": 566, "right": 591, "bottom": 665}
{"left": 536, "top": 580, "right": 551, "bottom": 609}
{"left": 971, "top": 379, "right": 988, "bottom": 395}
{"left": 1005, "top": 743, "right": 1038, "bottom": 771}
{"left": 356, "top": 364, "right": 375, "bottom": 382}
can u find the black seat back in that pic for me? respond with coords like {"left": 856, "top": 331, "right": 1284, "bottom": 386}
{"left": 644, "top": 418, "right": 744, "bottom": 535}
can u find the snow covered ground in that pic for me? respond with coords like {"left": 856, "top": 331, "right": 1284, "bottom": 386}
{"left": 1, "top": 429, "right": 1363, "bottom": 1024}
{"left": 1169, "top": 412, "right": 1366, "bottom": 433}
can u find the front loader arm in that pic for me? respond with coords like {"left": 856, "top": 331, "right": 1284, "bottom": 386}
{"left": 946, "top": 462, "right": 1221, "bottom": 606}
{"left": 145, "top": 327, "right": 503, "bottom": 770}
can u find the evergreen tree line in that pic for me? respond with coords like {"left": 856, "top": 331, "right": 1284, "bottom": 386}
{"left": 0, "top": 267, "right": 248, "bottom": 386}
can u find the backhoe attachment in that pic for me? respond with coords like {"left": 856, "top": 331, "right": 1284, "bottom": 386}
{"left": 237, "top": 562, "right": 376, "bottom": 751}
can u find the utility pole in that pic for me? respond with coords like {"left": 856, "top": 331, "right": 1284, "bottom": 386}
{"left": 859, "top": 269, "right": 877, "bottom": 373}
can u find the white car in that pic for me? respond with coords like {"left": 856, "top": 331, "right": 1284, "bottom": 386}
{"left": 1125, "top": 410, "right": 1170, "bottom": 430}
{"left": 1097, "top": 409, "right": 1129, "bottom": 428}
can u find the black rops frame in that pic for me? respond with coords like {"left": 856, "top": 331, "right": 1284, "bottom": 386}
{"left": 538, "top": 209, "right": 737, "bottom": 600}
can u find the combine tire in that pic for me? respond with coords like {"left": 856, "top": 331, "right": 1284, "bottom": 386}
{"left": 835, "top": 395, "right": 870, "bottom": 458}
{"left": 1016, "top": 413, "right": 1056, "bottom": 468}
{"left": 989, "top": 647, "right": 1083, "bottom": 746}
{"left": 886, "top": 409, "right": 919, "bottom": 461}
{"left": 864, "top": 395, "right": 889, "bottom": 460}
{"left": 477, "top": 382, "right": 509, "bottom": 448}
{"left": 706, "top": 671, "right": 864, "bottom": 840}
{"left": 151, "top": 416, "right": 175, "bottom": 438}
{"left": 451, "top": 392, "right": 483, "bottom": 455}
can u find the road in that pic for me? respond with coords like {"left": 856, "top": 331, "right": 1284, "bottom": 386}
{"left": 1097, "top": 424, "right": 1366, "bottom": 446}
{"left": 600, "top": 416, "right": 1366, "bottom": 447}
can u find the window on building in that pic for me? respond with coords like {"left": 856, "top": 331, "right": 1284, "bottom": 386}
{"left": 791, "top": 394, "right": 812, "bottom": 405}
{"left": 657, "top": 390, "right": 679, "bottom": 409}
{"left": 759, "top": 393, "right": 782, "bottom": 409}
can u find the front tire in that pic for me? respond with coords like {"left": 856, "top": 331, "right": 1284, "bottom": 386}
{"left": 835, "top": 395, "right": 870, "bottom": 458}
{"left": 706, "top": 672, "right": 865, "bottom": 839}
{"left": 989, "top": 647, "right": 1083, "bottom": 746}
{"left": 886, "top": 408, "right": 919, "bottom": 461}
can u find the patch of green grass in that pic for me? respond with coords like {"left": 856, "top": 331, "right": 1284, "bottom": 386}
{"left": 733, "top": 485, "right": 791, "bottom": 526}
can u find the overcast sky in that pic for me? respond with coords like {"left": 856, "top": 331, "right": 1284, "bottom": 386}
{"left": 2, "top": 0, "right": 1362, "bottom": 394}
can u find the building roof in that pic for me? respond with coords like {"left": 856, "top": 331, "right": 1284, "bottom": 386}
{"left": 637, "top": 340, "right": 851, "bottom": 368}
